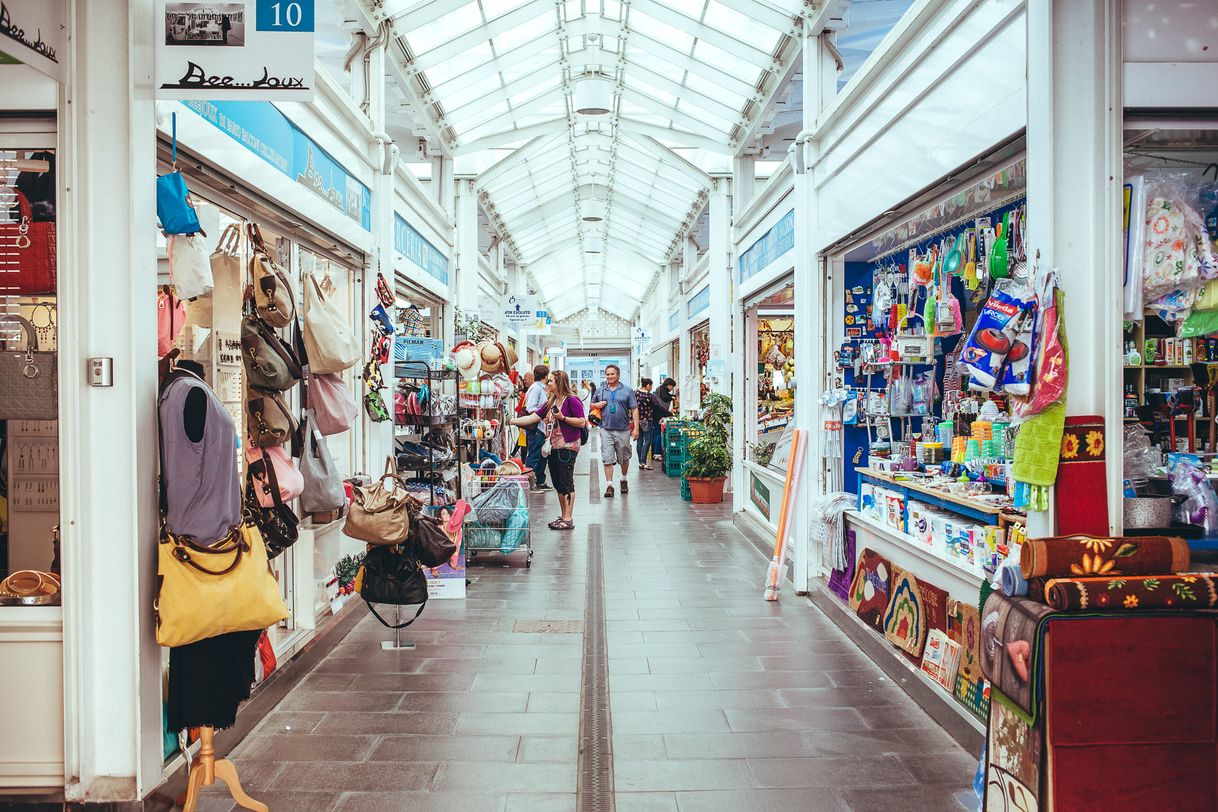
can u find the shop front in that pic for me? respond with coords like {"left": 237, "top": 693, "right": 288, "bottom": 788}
{"left": 392, "top": 181, "right": 452, "bottom": 342}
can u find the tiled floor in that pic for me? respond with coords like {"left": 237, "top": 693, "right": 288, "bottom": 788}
{"left": 198, "top": 459, "right": 978, "bottom": 811}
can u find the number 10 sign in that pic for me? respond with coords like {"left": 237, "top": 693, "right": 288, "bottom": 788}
{"left": 156, "top": 0, "right": 315, "bottom": 101}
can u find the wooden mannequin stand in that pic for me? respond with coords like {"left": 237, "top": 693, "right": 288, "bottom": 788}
{"left": 181, "top": 726, "right": 267, "bottom": 812}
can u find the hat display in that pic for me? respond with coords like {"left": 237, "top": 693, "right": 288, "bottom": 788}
{"left": 453, "top": 341, "right": 480, "bottom": 380}
{"left": 477, "top": 340, "right": 519, "bottom": 375}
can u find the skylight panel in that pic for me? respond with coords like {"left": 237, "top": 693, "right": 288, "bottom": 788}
{"left": 682, "top": 70, "right": 748, "bottom": 111}
{"left": 441, "top": 72, "right": 508, "bottom": 111}
{"left": 675, "top": 99, "right": 734, "bottom": 133}
{"left": 626, "top": 9, "right": 695, "bottom": 53}
{"left": 703, "top": 1, "right": 781, "bottom": 52}
{"left": 447, "top": 98, "right": 511, "bottom": 130}
{"left": 561, "top": 0, "right": 581, "bottom": 20}
{"left": 482, "top": 0, "right": 535, "bottom": 19}
{"left": 409, "top": 3, "right": 483, "bottom": 52}
{"left": 664, "top": 0, "right": 705, "bottom": 20}
{"left": 602, "top": 0, "right": 623, "bottom": 20}
{"left": 691, "top": 39, "right": 767, "bottom": 85}
{"left": 492, "top": 12, "right": 556, "bottom": 53}
{"left": 423, "top": 41, "right": 494, "bottom": 85}
{"left": 508, "top": 78, "right": 561, "bottom": 107}
{"left": 626, "top": 75, "right": 678, "bottom": 107}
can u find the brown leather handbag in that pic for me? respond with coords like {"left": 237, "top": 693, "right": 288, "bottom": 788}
{"left": 241, "top": 315, "right": 301, "bottom": 391}
{"left": 246, "top": 387, "right": 296, "bottom": 448}
{"left": 247, "top": 223, "right": 296, "bottom": 328}
{"left": 407, "top": 510, "right": 458, "bottom": 568}
{"left": 344, "top": 457, "right": 414, "bottom": 545}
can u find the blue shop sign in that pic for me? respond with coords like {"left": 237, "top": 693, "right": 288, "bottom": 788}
{"left": 739, "top": 208, "right": 794, "bottom": 283}
{"left": 688, "top": 284, "right": 710, "bottom": 319}
{"left": 394, "top": 213, "right": 450, "bottom": 286}
{"left": 183, "top": 100, "right": 371, "bottom": 230}
{"left": 668, "top": 309, "right": 680, "bottom": 331}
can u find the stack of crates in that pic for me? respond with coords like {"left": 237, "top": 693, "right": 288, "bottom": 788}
{"left": 680, "top": 476, "right": 691, "bottom": 501}
{"left": 663, "top": 420, "right": 704, "bottom": 478}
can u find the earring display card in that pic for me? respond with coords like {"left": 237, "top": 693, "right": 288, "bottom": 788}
{"left": 10, "top": 477, "right": 59, "bottom": 512}
{"left": 9, "top": 439, "right": 58, "bottom": 475}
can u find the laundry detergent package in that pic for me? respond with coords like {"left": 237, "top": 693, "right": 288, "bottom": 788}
{"left": 959, "top": 280, "right": 1035, "bottom": 391}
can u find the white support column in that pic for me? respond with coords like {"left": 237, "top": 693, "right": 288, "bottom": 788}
{"left": 678, "top": 238, "right": 696, "bottom": 414}
{"left": 454, "top": 178, "right": 479, "bottom": 325}
{"left": 1025, "top": 0, "right": 1123, "bottom": 536}
{"left": 733, "top": 156, "right": 756, "bottom": 214}
{"left": 60, "top": 0, "right": 162, "bottom": 800}
{"left": 366, "top": 29, "right": 395, "bottom": 473}
{"left": 791, "top": 29, "right": 838, "bottom": 593}
{"left": 707, "top": 176, "right": 732, "bottom": 397}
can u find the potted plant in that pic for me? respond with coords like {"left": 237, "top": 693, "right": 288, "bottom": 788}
{"left": 685, "top": 392, "right": 732, "bottom": 503}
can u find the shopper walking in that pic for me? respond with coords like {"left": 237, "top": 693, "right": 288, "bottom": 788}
{"left": 652, "top": 377, "right": 678, "bottom": 461}
{"left": 590, "top": 364, "right": 638, "bottom": 497}
{"left": 635, "top": 378, "right": 656, "bottom": 470}
{"left": 524, "top": 365, "right": 551, "bottom": 491}
{"left": 511, "top": 371, "right": 586, "bottom": 530}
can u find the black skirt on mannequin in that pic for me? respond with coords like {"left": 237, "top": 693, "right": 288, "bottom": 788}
{"left": 166, "top": 629, "right": 261, "bottom": 732}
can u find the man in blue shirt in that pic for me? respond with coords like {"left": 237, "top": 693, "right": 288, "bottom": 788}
{"left": 524, "top": 364, "right": 551, "bottom": 491}
{"left": 591, "top": 364, "right": 638, "bottom": 498}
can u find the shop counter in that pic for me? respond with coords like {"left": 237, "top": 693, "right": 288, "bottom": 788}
{"left": 856, "top": 467, "right": 1022, "bottom": 527}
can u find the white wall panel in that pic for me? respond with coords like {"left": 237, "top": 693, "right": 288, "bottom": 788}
{"left": 812, "top": 0, "right": 1027, "bottom": 251}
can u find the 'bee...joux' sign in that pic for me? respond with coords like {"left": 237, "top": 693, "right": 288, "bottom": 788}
{"left": 156, "top": 1, "right": 314, "bottom": 101}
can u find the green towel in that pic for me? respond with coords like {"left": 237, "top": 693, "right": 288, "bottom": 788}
{"left": 1013, "top": 400, "right": 1067, "bottom": 486}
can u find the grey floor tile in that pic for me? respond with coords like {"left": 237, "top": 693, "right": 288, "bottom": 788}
{"left": 612, "top": 733, "right": 668, "bottom": 760}
{"left": 315, "top": 711, "right": 459, "bottom": 735}
{"left": 237, "top": 733, "right": 377, "bottom": 762}
{"left": 615, "top": 792, "right": 680, "bottom": 812}
{"left": 653, "top": 689, "right": 788, "bottom": 711}
{"left": 453, "top": 711, "right": 579, "bottom": 735}
{"left": 746, "top": 755, "right": 916, "bottom": 789}
{"left": 271, "top": 762, "right": 437, "bottom": 792}
{"left": 503, "top": 793, "right": 577, "bottom": 812}
{"left": 612, "top": 710, "right": 731, "bottom": 735}
{"left": 661, "top": 732, "right": 824, "bottom": 761}
{"left": 673, "top": 788, "right": 848, "bottom": 812}
{"left": 334, "top": 792, "right": 506, "bottom": 812}
{"left": 431, "top": 762, "right": 576, "bottom": 793}
{"left": 723, "top": 707, "right": 871, "bottom": 733}
{"left": 614, "top": 759, "right": 756, "bottom": 792}
{"left": 839, "top": 785, "right": 972, "bottom": 811}
{"left": 369, "top": 734, "right": 520, "bottom": 762}
{"left": 518, "top": 735, "right": 578, "bottom": 762}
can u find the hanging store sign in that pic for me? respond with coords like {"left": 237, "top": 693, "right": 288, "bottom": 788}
{"left": 156, "top": 1, "right": 315, "bottom": 100}
{"left": 394, "top": 214, "right": 450, "bottom": 285}
{"left": 0, "top": 0, "right": 66, "bottom": 83}
{"left": 183, "top": 99, "right": 371, "bottom": 229}
{"left": 739, "top": 209, "right": 795, "bottom": 284}
{"left": 668, "top": 309, "right": 680, "bottom": 332}
{"left": 524, "top": 310, "right": 552, "bottom": 335}
{"left": 503, "top": 294, "right": 539, "bottom": 325}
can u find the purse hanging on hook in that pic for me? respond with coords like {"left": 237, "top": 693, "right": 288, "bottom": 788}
{"left": 156, "top": 112, "right": 204, "bottom": 236}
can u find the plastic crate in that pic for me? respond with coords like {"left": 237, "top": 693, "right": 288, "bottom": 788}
{"left": 665, "top": 458, "right": 687, "bottom": 478}
{"left": 680, "top": 476, "right": 691, "bottom": 501}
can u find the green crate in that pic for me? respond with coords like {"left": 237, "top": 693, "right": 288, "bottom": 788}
{"left": 665, "top": 459, "right": 687, "bottom": 477}
{"left": 680, "top": 476, "right": 691, "bottom": 501}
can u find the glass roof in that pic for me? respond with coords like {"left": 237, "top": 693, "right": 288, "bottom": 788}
{"left": 382, "top": 0, "right": 807, "bottom": 319}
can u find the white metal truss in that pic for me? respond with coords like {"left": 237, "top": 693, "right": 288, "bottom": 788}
{"left": 369, "top": 0, "right": 810, "bottom": 318}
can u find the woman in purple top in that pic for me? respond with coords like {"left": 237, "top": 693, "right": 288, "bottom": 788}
{"left": 510, "top": 370, "right": 586, "bottom": 530}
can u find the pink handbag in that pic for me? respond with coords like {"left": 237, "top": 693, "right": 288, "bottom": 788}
{"left": 309, "top": 371, "right": 357, "bottom": 436}
{"left": 246, "top": 445, "right": 304, "bottom": 508}
{"left": 158, "top": 288, "right": 186, "bottom": 357}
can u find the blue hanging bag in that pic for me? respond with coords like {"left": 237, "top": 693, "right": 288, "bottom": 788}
{"left": 156, "top": 113, "right": 202, "bottom": 235}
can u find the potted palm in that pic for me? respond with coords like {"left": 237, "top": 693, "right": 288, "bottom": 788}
{"left": 684, "top": 393, "right": 732, "bottom": 504}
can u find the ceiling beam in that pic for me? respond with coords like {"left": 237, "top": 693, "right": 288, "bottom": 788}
{"left": 616, "top": 118, "right": 736, "bottom": 153}
{"left": 713, "top": 0, "right": 802, "bottom": 33}
{"left": 619, "top": 87, "right": 731, "bottom": 140}
{"left": 629, "top": 0, "right": 777, "bottom": 70}
{"left": 732, "top": 24, "right": 803, "bottom": 157}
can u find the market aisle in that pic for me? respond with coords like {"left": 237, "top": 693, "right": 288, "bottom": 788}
{"left": 195, "top": 463, "right": 976, "bottom": 812}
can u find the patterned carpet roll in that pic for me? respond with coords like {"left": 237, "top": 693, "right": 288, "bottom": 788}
{"left": 1020, "top": 535, "right": 1189, "bottom": 579}
{"left": 1044, "top": 574, "right": 1217, "bottom": 611}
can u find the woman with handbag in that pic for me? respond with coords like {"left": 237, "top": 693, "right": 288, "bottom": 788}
{"left": 510, "top": 370, "right": 586, "bottom": 531}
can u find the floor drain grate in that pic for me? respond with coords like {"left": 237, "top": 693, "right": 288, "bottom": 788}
{"left": 577, "top": 523, "right": 614, "bottom": 812}
{"left": 513, "top": 620, "right": 584, "bottom": 634}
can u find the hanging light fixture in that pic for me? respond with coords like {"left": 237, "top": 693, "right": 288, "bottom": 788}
{"left": 582, "top": 181, "right": 605, "bottom": 222}
{"left": 572, "top": 74, "right": 613, "bottom": 116}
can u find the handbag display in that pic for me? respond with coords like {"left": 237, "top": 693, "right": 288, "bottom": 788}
{"left": 245, "top": 472, "right": 299, "bottom": 560}
{"left": 247, "top": 223, "right": 296, "bottom": 328}
{"left": 168, "top": 233, "right": 214, "bottom": 300}
{"left": 158, "top": 288, "right": 186, "bottom": 358}
{"left": 0, "top": 189, "right": 56, "bottom": 295}
{"left": 155, "top": 171, "right": 202, "bottom": 236}
{"left": 364, "top": 389, "right": 391, "bottom": 422}
{"left": 343, "top": 457, "right": 413, "bottom": 545}
{"left": 308, "top": 371, "right": 357, "bottom": 435}
{"left": 155, "top": 522, "right": 289, "bottom": 647}
{"left": 0, "top": 315, "right": 58, "bottom": 420}
{"left": 302, "top": 272, "right": 360, "bottom": 374}
{"left": 210, "top": 223, "right": 244, "bottom": 291}
{"left": 407, "top": 510, "right": 458, "bottom": 568}
{"left": 246, "top": 387, "right": 297, "bottom": 448}
{"left": 246, "top": 445, "right": 304, "bottom": 507}
{"left": 355, "top": 545, "right": 428, "bottom": 629}
{"left": 299, "top": 411, "right": 345, "bottom": 513}
{"left": 240, "top": 315, "right": 301, "bottom": 392}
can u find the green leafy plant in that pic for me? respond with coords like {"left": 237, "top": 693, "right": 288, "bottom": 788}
{"left": 686, "top": 393, "right": 733, "bottom": 479}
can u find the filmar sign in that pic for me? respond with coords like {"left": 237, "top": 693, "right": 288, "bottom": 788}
{"left": 0, "top": 0, "right": 66, "bottom": 83}
{"left": 156, "top": 1, "right": 315, "bottom": 101}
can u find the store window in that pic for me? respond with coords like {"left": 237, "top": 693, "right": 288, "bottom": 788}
{"left": 748, "top": 283, "right": 795, "bottom": 470}
{"left": 0, "top": 143, "right": 60, "bottom": 605}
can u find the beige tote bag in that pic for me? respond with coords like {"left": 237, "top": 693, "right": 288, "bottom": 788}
{"left": 302, "top": 272, "right": 361, "bottom": 374}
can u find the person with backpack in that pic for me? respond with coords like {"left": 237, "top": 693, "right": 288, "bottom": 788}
{"left": 635, "top": 378, "right": 669, "bottom": 471}
{"left": 510, "top": 371, "right": 586, "bottom": 530}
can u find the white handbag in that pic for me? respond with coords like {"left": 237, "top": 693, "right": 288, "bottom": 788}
{"left": 168, "top": 233, "right": 214, "bottom": 300}
{"left": 302, "top": 272, "right": 360, "bottom": 374}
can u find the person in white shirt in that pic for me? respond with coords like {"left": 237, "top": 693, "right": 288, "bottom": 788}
{"left": 524, "top": 365, "right": 551, "bottom": 491}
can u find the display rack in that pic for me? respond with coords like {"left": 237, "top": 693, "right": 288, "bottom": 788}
{"left": 393, "top": 361, "right": 462, "bottom": 506}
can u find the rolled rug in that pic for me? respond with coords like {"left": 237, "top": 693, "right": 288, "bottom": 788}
{"left": 996, "top": 557, "right": 1029, "bottom": 597}
{"left": 1020, "top": 535, "right": 1189, "bottom": 579}
{"left": 1044, "top": 574, "right": 1217, "bottom": 611}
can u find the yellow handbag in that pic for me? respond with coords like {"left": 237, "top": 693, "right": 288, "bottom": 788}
{"left": 155, "top": 522, "right": 289, "bottom": 648}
